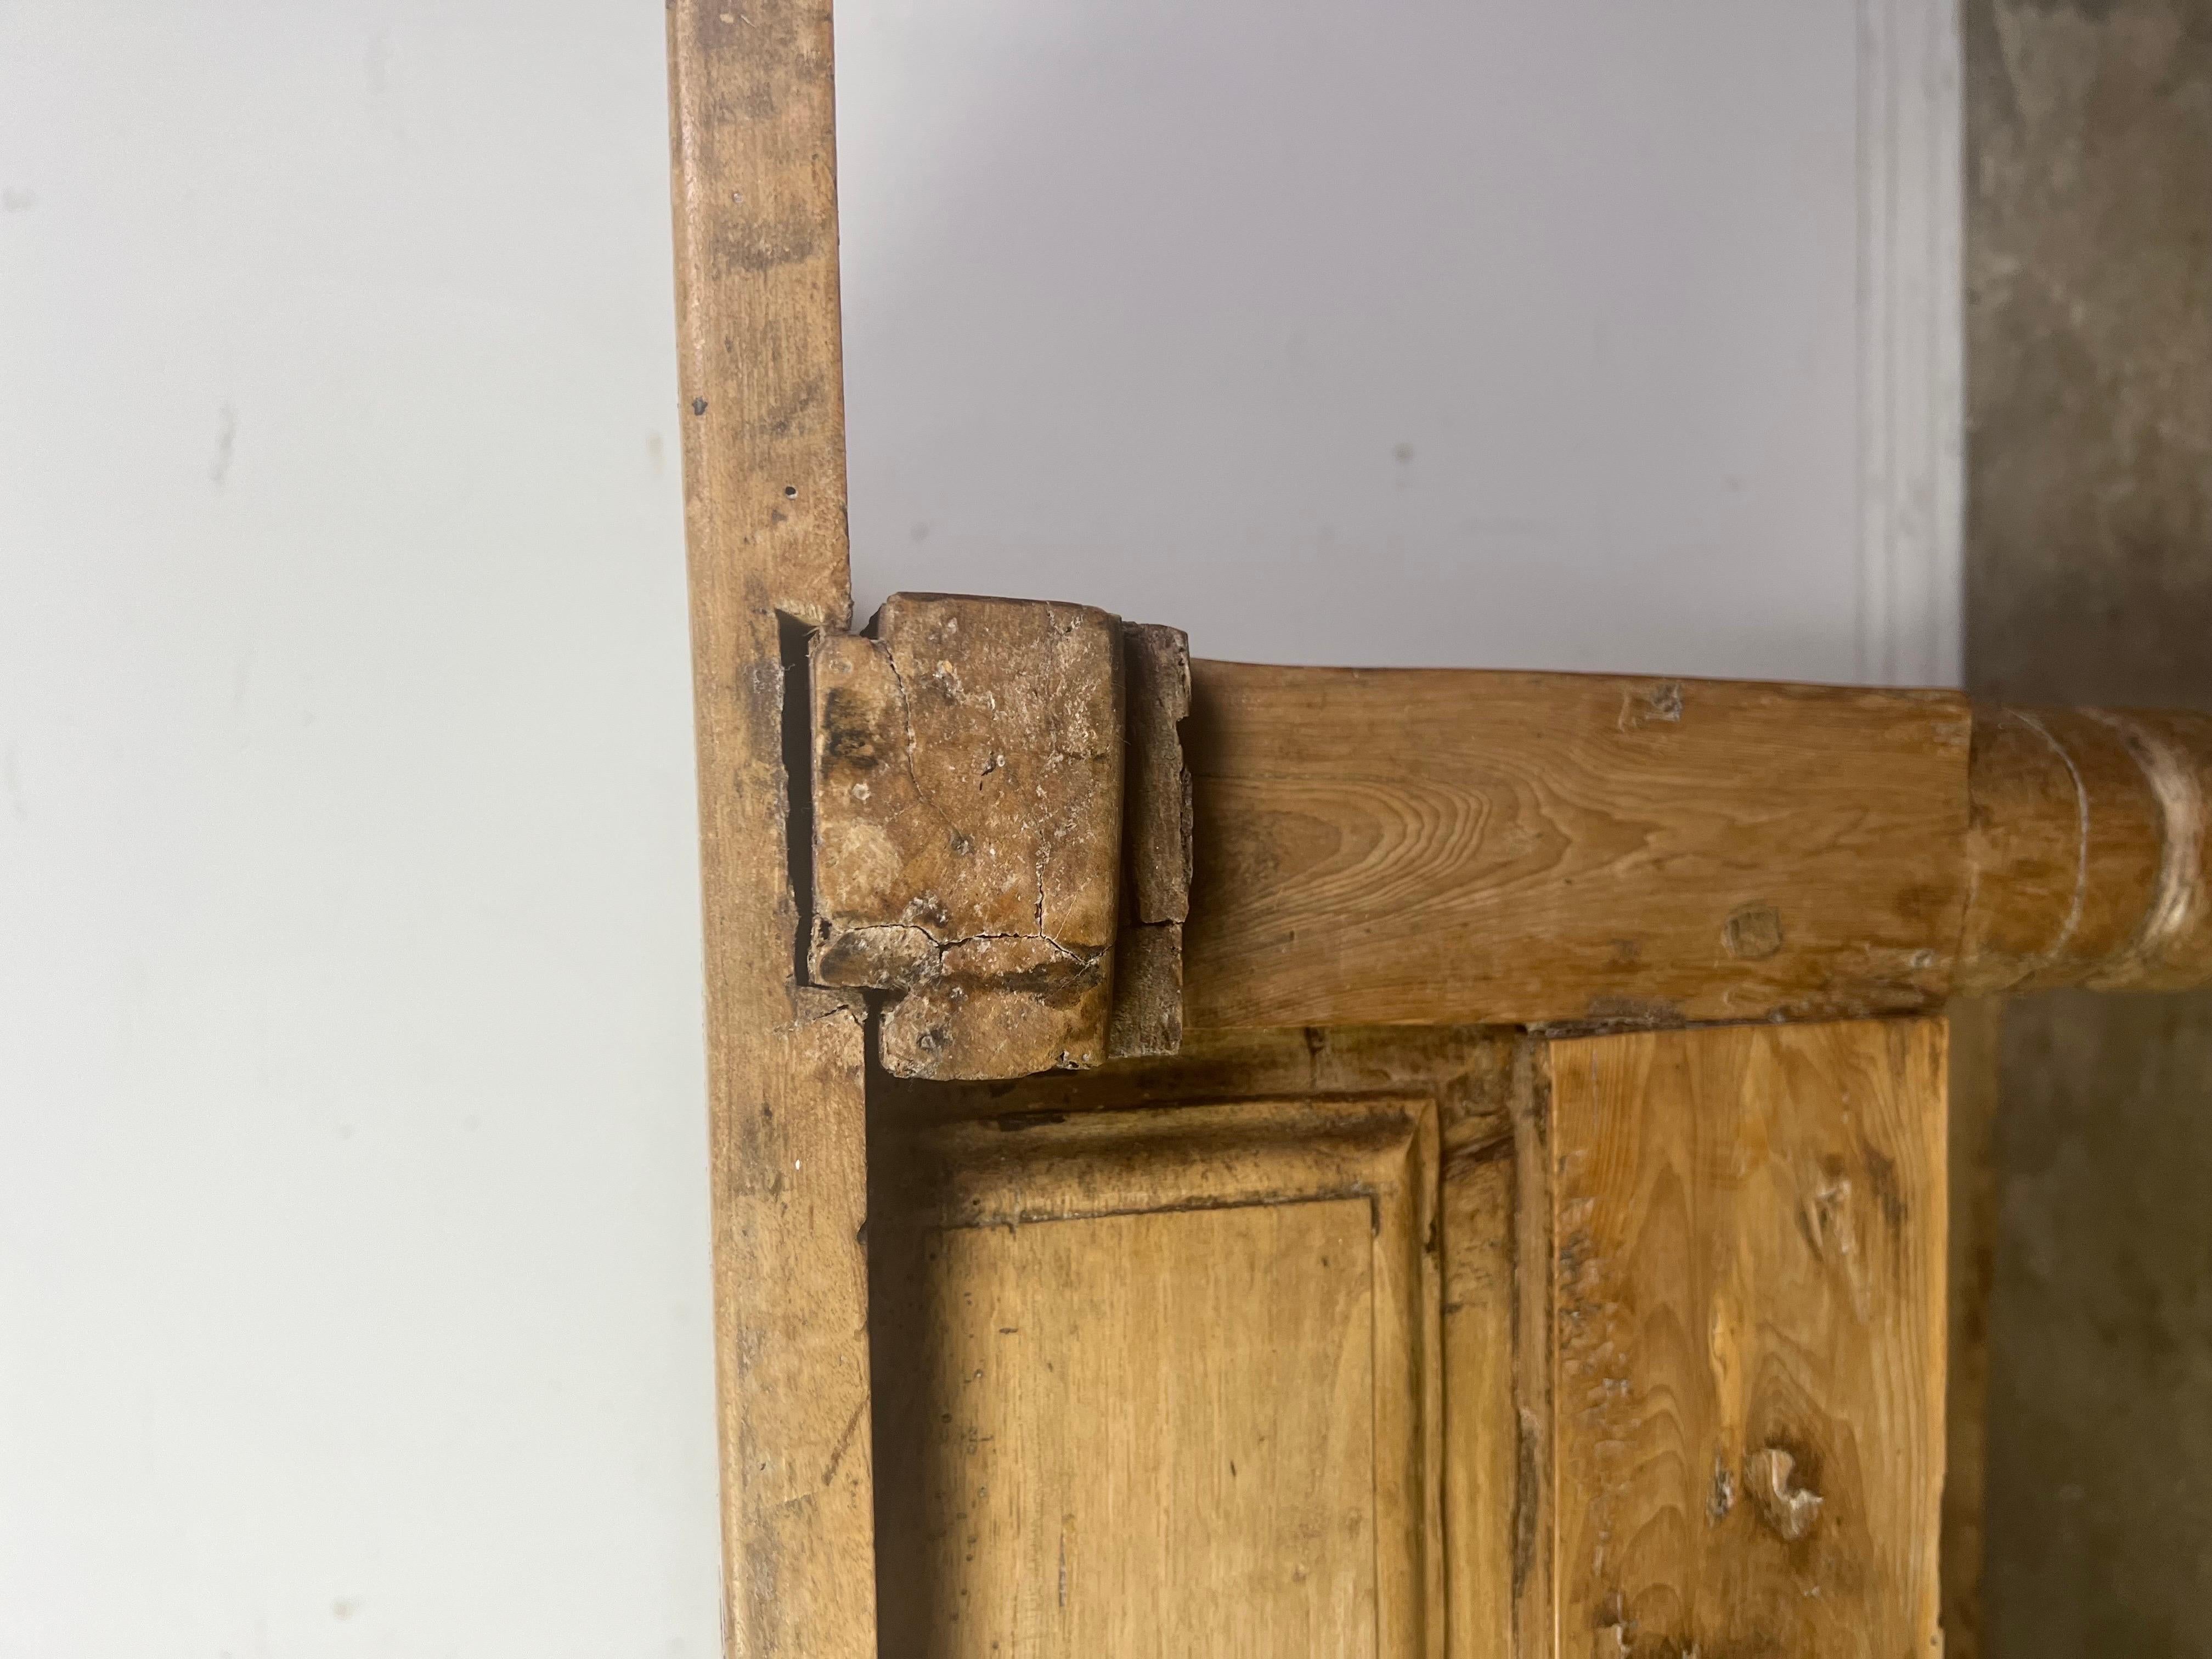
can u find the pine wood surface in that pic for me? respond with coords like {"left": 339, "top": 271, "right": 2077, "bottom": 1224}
{"left": 1181, "top": 662, "right": 1973, "bottom": 1030}
{"left": 666, "top": 1, "right": 875, "bottom": 1650}
{"left": 1547, "top": 1019, "right": 1946, "bottom": 1656}
{"left": 870, "top": 1096, "right": 1444, "bottom": 1657}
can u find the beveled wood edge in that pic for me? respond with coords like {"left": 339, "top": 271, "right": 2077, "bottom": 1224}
{"left": 878, "top": 1092, "right": 1444, "bottom": 1654}
{"left": 894, "top": 1093, "right": 1435, "bottom": 1229}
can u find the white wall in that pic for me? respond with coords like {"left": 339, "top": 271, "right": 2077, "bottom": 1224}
{"left": 0, "top": 3, "right": 1955, "bottom": 1655}
{"left": 0, "top": 6, "right": 716, "bottom": 1656}
{"left": 838, "top": 0, "right": 1960, "bottom": 684}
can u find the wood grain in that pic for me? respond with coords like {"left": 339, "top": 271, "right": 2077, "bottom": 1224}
{"left": 1960, "top": 703, "right": 2212, "bottom": 993}
{"left": 1439, "top": 1040, "right": 1520, "bottom": 1659}
{"left": 1548, "top": 1019, "right": 1946, "bottom": 1656}
{"left": 665, "top": 1, "right": 875, "bottom": 1651}
{"left": 1182, "top": 662, "right": 1973, "bottom": 1030}
{"left": 1942, "top": 997, "right": 2000, "bottom": 1659}
{"left": 1108, "top": 621, "right": 1194, "bottom": 1058}
{"left": 871, "top": 1097, "right": 1443, "bottom": 1657}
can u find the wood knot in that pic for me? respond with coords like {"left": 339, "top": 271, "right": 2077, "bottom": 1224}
{"left": 1619, "top": 680, "right": 1685, "bottom": 731}
{"left": 1746, "top": 1446, "right": 1822, "bottom": 1541}
{"left": 1724, "top": 904, "right": 1784, "bottom": 961}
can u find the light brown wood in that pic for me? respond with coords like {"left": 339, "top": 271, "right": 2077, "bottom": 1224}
{"left": 810, "top": 593, "right": 1125, "bottom": 1077}
{"left": 1941, "top": 996, "right": 2001, "bottom": 1659}
{"left": 871, "top": 1096, "right": 1444, "bottom": 1657}
{"left": 1509, "top": 1039, "right": 1557, "bottom": 1659}
{"left": 1548, "top": 1018, "right": 1946, "bottom": 1655}
{"left": 665, "top": 2, "right": 875, "bottom": 1651}
{"left": 1439, "top": 1041, "right": 1519, "bottom": 1659}
{"left": 1960, "top": 703, "right": 2212, "bottom": 993}
{"left": 1184, "top": 662, "right": 1972, "bottom": 1031}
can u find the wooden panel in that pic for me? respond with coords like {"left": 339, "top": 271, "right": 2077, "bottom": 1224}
{"left": 1183, "top": 662, "right": 1971, "bottom": 1030}
{"left": 872, "top": 1097, "right": 1443, "bottom": 1657}
{"left": 664, "top": 0, "right": 874, "bottom": 1651}
{"left": 1548, "top": 1019, "right": 1946, "bottom": 1655}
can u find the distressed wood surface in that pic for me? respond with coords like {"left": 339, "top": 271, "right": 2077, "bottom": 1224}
{"left": 871, "top": 1097, "right": 1444, "bottom": 1657}
{"left": 1943, "top": 996, "right": 2001, "bottom": 1659}
{"left": 1438, "top": 1041, "right": 1520, "bottom": 1659}
{"left": 1959, "top": 703, "right": 2212, "bottom": 993}
{"left": 665, "top": 1, "right": 875, "bottom": 1651}
{"left": 1548, "top": 1019, "right": 1946, "bottom": 1656}
{"left": 810, "top": 593, "right": 1125, "bottom": 1077}
{"left": 1181, "top": 663, "right": 1974, "bottom": 1030}
{"left": 1108, "top": 621, "right": 1193, "bottom": 1058}
{"left": 870, "top": 1022, "right": 1510, "bottom": 1128}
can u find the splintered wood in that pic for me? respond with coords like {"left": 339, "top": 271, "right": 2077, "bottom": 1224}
{"left": 810, "top": 593, "right": 1191, "bottom": 1079}
{"left": 1547, "top": 1019, "right": 1946, "bottom": 1657}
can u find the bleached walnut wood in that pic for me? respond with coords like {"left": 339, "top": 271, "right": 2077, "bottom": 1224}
{"left": 1547, "top": 1019, "right": 1946, "bottom": 1656}
{"left": 810, "top": 594, "right": 1125, "bottom": 1078}
{"left": 665, "top": 0, "right": 875, "bottom": 1651}
{"left": 870, "top": 1097, "right": 1445, "bottom": 1657}
{"left": 1183, "top": 663, "right": 1973, "bottom": 1030}
{"left": 1959, "top": 703, "right": 2212, "bottom": 992}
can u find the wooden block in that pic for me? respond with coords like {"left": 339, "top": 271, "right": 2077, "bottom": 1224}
{"left": 1108, "top": 622, "right": 1193, "bottom": 1059}
{"left": 871, "top": 1098, "right": 1443, "bottom": 1658}
{"left": 1183, "top": 663, "right": 1972, "bottom": 1030}
{"left": 1547, "top": 1019, "right": 1945, "bottom": 1656}
{"left": 810, "top": 593, "right": 1125, "bottom": 1078}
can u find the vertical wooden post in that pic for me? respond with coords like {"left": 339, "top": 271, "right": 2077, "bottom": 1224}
{"left": 667, "top": 3, "right": 876, "bottom": 1654}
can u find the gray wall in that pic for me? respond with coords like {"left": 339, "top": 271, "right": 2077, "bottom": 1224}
{"left": 1968, "top": 1, "right": 2212, "bottom": 1649}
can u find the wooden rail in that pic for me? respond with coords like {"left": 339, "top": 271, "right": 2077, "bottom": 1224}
{"left": 1178, "top": 661, "right": 2212, "bottom": 1031}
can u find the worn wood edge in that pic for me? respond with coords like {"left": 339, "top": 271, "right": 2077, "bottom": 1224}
{"left": 1439, "top": 1041, "right": 1519, "bottom": 1659}
{"left": 666, "top": 1, "right": 876, "bottom": 1652}
{"left": 1961, "top": 703, "right": 2212, "bottom": 993}
{"left": 890, "top": 1093, "right": 1431, "bottom": 1229}
{"left": 1942, "top": 996, "right": 2000, "bottom": 1659}
{"left": 1510, "top": 1037, "right": 1556, "bottom": 1659}
{"left": 1108, "top": 622, "right": 1192, "bottom": 1059}
{"left": 810, "top": 594, "right": 1125, "bottom": 1079}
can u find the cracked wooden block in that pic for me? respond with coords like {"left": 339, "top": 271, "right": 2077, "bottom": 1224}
{"left": 809, "top": 593, "right": 1127, "bottom": 1079}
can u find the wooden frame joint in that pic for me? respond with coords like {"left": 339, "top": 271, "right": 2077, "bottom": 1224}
{"left": 807, "top": 592, "right": 1190, "bottom": 1080}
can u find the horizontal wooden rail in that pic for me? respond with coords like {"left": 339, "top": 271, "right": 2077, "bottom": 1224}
{"left": 1179, "top": 662, "right": 2212, "bottom": 1030}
